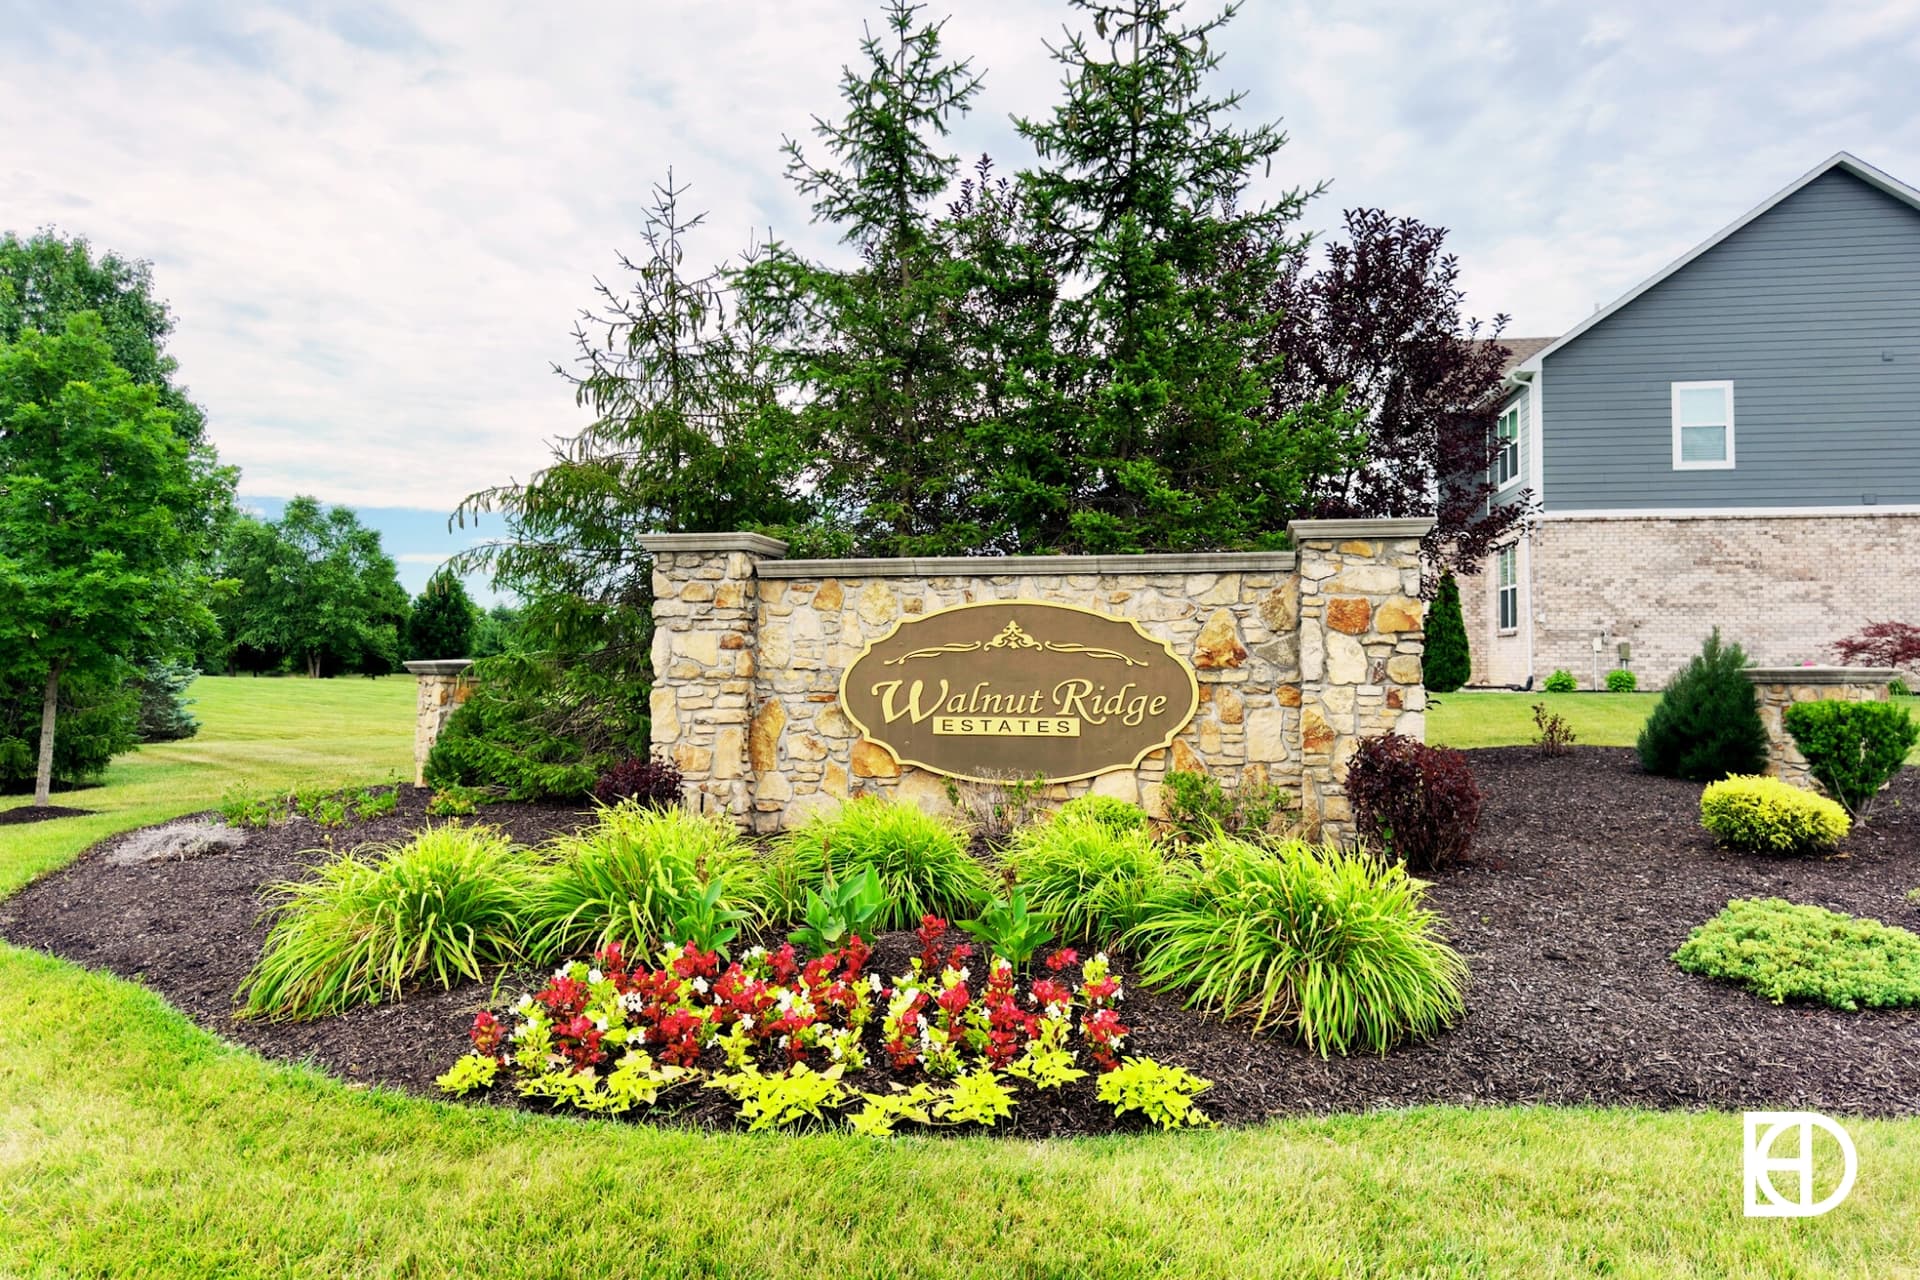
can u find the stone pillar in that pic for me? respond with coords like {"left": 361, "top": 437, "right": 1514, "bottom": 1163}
{"left": 402, "top": 659, "right": 474, "bottom": 786}
{"left": 1287, "top": 519, "right": 1433, "bottom": 840}
{"left": 637, "top": 532, "right": 787, "bottom": 821}
{"left": 1745, "top": 667, "right": 1899, "bottom": 790}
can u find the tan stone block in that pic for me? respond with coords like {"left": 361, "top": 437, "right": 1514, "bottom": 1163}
{"left": 1328, "top": 565, "right": 1402, "bottom": 595}
{"left": 851, "top": 738, "right": 901, "bottom": 778}
{"left": 1258, "top": 583, "right": 1299, "bottom": 634}
{"left": 672, "top": 742, "right": 713, "bottom": 774}
{"left": 1322, "top": 685, "right": 1354, "bottom": 715}
{"left": 1170, "top": 739, "right": 1206, "bottom": 774}
{"left": 822, "top": 762, "right": 849, "bottom": 797}
{"left": 749, "top": 701, "right": 786, "bottom": 773}
{"left": 761, "top": 622, "right": 791, "bottom": 671}
{"left": 1386, "top": 687, "right": 1403, "bottom": 710}
{"left": 1140, "top": 782, "right": 1167, "bottom": 820}
{"left": 1198, "top": 720, "right": 1222, "bottom": 754}
{"left": 1394, "top": 711, "right": 1426, "bottom": 741}
{"left": 812, "top": 579, "right": 844, "bottom": 611}
{"left": 712, "top": 728, "right": 745, "bottom": 779}
{"left": 753, "top": 770, "right": 792, "bottom": 808}
{"left": 720, "top": 632, "right": 747, "bottom": 650}
{"left": 791, "top": 734, "right": 829, "bottom": 761}
{"left": 759, "top": 580, "right": 788, "bottom": 605}
{"left": 1108, "top": 591, "right": 1133, "bottom": 604}
{"left": 1088, "top": 770, "right": 1138, "bottom": 803}
{"left": 713, "top": 581, "right": 745, "bottom": 609}
{"left": 1192, "top": 609, "right": 1248, "bottom": 669}
{"left": 1386, "top": 655, "right": 1423, "bottom": 684}
{"left": 1245, "top": 708, "right": 1287, "bottom": 761}
{"left": 1326, "top": 632, "right": 1367, "bottom": 684}
{"left": 650, "top": 688, "right": 680, "bottom": 742}
{"left": 1216, "top": 688, "right": 1245, "bottom": 724}
{"left": 1375, "top": 597, "right": 1423, "bottom": 632}
{"left": 675, "top": 632, "right": 720, "bottom": 665}
{"left": 1275, "top": 684, "right": 1302, "bottom": 708}
{"left": 1301, "top": 707, "right": 1336, "bottom": 753}
{"left": 816, "top": 704, "right": 856, "bottom": 738}
{"left": 1326, "top": 597, "right": 1372, "bottom": 634}
{"left": 894, "top": 770, "right": 956, "bottom": 818}
{"left": 1338, "top": 540, "right": 1377, "bottom": 556}
{"left": 857, "top": 583, "right": 899, "bottom": 627}
{"left": 681, "top": 581, "right": 715, "bottom": 603}
{"left": 1300, "top": 622, "right": 1324, "bottom": 682}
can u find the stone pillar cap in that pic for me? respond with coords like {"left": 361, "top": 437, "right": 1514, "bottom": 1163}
{"left": 1744, "top": 666, "right": 1901, "bottom": 684}
{"left": 403, "top": 659, "right": 474, "bottom": 677}
{"left": 1286, "top": 518, "right": 1436, "bottom": 540}
{"left": 637, "top": 532, "right": 789, "bottom": 558}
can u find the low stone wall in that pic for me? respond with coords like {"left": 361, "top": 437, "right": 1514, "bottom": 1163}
{"left": 402, "top": 659, "right": 473, "bottom": 786}
{"left": 1746, "top": 666, "right": 1899, "bottom": 790}
{"left": 640, "top": 520, "right": 1431, "bottom": 838}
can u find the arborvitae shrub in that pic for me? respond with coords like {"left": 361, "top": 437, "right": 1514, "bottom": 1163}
{"left": 1424, "top": 572, "right": 1470, "bottom": 694}
{"left": 1636, "top": 629, "right": 1769, "bottom": 782}
{"left": 1345, "top": 733, "right": 1481, "bottom": 873}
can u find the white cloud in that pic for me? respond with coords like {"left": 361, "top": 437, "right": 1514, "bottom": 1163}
{"left": 5, "top": 0, "right": 1917, "bottom": 511}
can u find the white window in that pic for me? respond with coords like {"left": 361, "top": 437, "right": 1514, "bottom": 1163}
{"left": 1493, "top": 403, "right": 1522, "bottom": 489}
{"left": 1497, "top": 546, "right": 1519, "bottom": 632}
{"left": 1672, "top": 380, "right": 1735, "bottom": 470}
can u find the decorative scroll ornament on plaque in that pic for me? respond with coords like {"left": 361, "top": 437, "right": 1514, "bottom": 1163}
{"left": 838, "top": 601, "right": 1201, "bottom": 784}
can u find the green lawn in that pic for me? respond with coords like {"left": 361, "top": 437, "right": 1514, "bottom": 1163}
{"left": 4, "top": 678, "right": 1918, "bottom": 1277}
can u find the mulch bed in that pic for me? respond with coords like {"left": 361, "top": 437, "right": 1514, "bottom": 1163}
{"left": 3, "top": 750, "right": 1918, "bottom": 1134}
{"left": 0, "top": 804, "right": 96, "bottom": 825}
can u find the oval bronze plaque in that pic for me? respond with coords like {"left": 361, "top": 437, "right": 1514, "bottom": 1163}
{"left": 838, "top": 600, "right": 1200, "bottom": 784}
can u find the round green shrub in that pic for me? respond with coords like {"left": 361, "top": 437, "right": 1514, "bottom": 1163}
{"left": 766, "top": 797, "right": 988, "bottom": 931}
{"left": 1699, "top": 775, "right": 1850, "bottom": 854}
{"left": 524, "top": 803, "right": 765, "bottom": 962}
{"left": 1125, "top": 836, "right": 1467, "bottom": 1055}
{"left": 241, "top": 823, "right": 538, "bottom": 1020}
{"left": 1605, "top": 668, "right": 1638, "bottom": 693}
{"left": 1052, "top": 793, "right": 1150, "bottom": 834}
{"left": 1543, "top": 669, "right": 1578, "bottom": 693}
{"left": 1781, "top": 699, "right": 1919, "bottom": 821}
{"left": 1004, "top": 811, "right": 1168, "bottom": 944}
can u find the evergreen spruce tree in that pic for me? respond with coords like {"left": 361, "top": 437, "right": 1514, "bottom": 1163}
{"left": 1636, "top": 628, "right": 1769, "bottom": 781}
{"left": 1424, "top": 572, "right": 1470, "bottom": 693}
{"left": 407, "top": 568, "right": 477, "bottom": 661}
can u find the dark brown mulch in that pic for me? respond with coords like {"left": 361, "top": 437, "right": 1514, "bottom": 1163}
{"left": 2, "top": 752, "right": 1918, "bottom": 1134}
{"left": 0, "top": 804, "right": 96, "bottom": 825}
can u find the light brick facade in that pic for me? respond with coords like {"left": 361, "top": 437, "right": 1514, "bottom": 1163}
{"left": 1464, "top": 512, "right": 1920, "bottom": 689}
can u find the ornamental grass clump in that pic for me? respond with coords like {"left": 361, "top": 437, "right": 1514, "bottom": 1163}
{"left": 767, "top": 798, "right": 988, "bottom": 931}
{"left": 1003, "top": 812, "right": 1169, "bottom": 945}
{"left": 1673, "top": 898, "right": 1920, "bottom": 1010}
{"left": 525, "top": 803, "right": 766, "bottom": 962}
{"left": 1125, "top": 836, "right": 1467, "bottom": 1056}
{"left": 1700, "top": 776, "right": 1850, "bottom": 854}
{"left": 241, "top": 824, "right": 537, "bottom": 1020}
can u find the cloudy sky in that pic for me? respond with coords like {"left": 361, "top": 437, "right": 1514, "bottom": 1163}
{"left": 6, "top": 0, "right": 1918, "bottom": 591}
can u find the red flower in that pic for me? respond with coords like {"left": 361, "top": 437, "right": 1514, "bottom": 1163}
{"left": 671, "top": 942, "right": 720, "bottom": 981}
{"left": 936, "top": 982, "right": 971, "bottom": 1019}
{"left": 469, "top": 1010, "right": 505, "bottom": 1056}
{"left": 842, "top": 934, "right": 872, "bottom": 981}
{"left": 1044, "top": 948, "right": 1080, "bottom": 972}
{"left": 1029, "top": 978, "right": 1071, "bottom": 1010}
{"left": 534, "top": 975, "right": 590, "bottom": 1017}
{"left": 1081, "top": 1007, "right": 1128, "bottom": 1071}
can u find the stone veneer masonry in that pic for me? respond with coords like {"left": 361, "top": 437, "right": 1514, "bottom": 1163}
{"left": 638, "top": 520, "right": 1431, "bottom": 839}
{"left": 1746, "top": 667, "right": 1899, "bottom": 791}
{"left": 401, "top": 659, "right": 474, "bottom": 786}
{"left": 1463, "top": 512, "right": 1920, "bottom": 689}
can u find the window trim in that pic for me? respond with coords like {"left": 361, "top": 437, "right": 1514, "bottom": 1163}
{"left": 1496, "top": 545, "right": 1520, "bottom": 635}
{"left": 1493, "top": 403, "right": 1523, "bottom": 492}
{"left": 1671, "top": 380, "right": 1735, "bottom": 471}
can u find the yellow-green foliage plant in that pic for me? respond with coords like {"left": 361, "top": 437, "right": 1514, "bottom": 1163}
{"left": 1699, "top": 775, "right": 1850, "bottom": 854}
{"left": 241, "top": 824, "right": 537, "bottom": 1020}
{"left": 766, "top": 797, "right": 988, "bottom": 930}
{"left": 524, "top": 802, "right": 766, "bottom": 962}
{"left": 1125, "top": 836, "right": 1467, "bottom": 1055}
{"left": 1674, "top": 898, "right": 1920, "bottom": 1010}
{"left": 1003, "top": 810, "right": 1168, "bottom": 945}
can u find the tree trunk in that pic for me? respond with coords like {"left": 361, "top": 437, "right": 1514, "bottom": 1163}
{"left": 33, "top": 662, "right": 61, "bottom": 807}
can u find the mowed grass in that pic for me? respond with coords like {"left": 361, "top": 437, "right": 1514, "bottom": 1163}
{"left": 5, "top": 677, "right": 1920, "bottom": 1277}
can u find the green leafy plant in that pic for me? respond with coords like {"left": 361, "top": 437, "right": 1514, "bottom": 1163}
{"left": 435, "top": 1053, "right": 499, "bottom": 1095}
{"left": 707, "top": 1064, "right": 851, "bottom": 1132}
{"left": 1162, "top": 769, "right": 1295, "bottom": 842}
{"left": 1782, "top": 699, "right": 1919, "bottom": 822}
{"left": 787, "top": 864, "right": 886, "bottom": 954}
{"left": 941, "top": 773, "right": 1050, "bottom": 847}
{"left": 240, "top": 824, "right": 537, "bottom": 1020}
{"left": 427, "top": 784, "right": 494, "bottom": 818}
{"left": 1053, "top": 794, "right": 1150, "bottom": 833}
{"left": 219, "top": 787, "right": 285, "bottom": 829}
{"left": 1636, "top": 628, "right": 1770, "bottom": 782}
{"left": 1893, "top": 677, "right": 1912, "bottom": 698}
{"left": 1097, "top": 1056, "right": 1214, "bottom": 1129}
{"left": 1543, "top": 669, "right": 1577, "bottom": 693}
{"left": 958, "top": 885, "right": 1055, "bottom": 967}
{"left": 1700, "top": 775, "right": 1850, "bottom": 855}
{"left": 1003, "top": 812, "right": 1167, "bottom": 944}
{"left": 932, "top": 1069, "right": 1016, "bottom": 1127}
{"left": 767, "top": 798, "right": 988, "bottom": 930}
{"left": 1125, "top": 836, "right": 1467, "bottom": 1055}
{"left": 670, "top": 880, "right": 751, "bottom": 957}
{"left": 1673, "top": 898, "right": 1920, "bottom": 1010}
{"left": 351, "top": 785, "right": 399, "bottom": 822}
{"left": 1606, "top": 668, "right": 1638, "bottom": 693}
{"left": 524, "top": 803, "right": 765, "bottom": 962}
{"left": 1423, "top": 572, "right": 1469, "bottom": 694}
{"left": 1531, "top": 702, "right": 1576, "bottom": 757}
{"left": 846, "top": 1084, "right": 941, "bottom": 1137}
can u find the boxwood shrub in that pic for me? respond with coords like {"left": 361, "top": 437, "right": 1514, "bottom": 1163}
{"left": 1674, "top": 898, "right": 1920, "bottom": 1010}
{"left": 1699, "top": 775, "right": 1849, "bottom": 855}
{"left": 1782, "top": 699, "right": 1918, "bottom": 821}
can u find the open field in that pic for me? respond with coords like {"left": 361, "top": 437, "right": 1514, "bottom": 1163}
{"left": 3, "top": 677, "right": 1917, "bottom": 1277}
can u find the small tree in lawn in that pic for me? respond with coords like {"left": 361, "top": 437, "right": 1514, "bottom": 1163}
{"left": 1636, "top": 628, "right": 1769, "bottom": 782}
{"left": 1424, "top": 572, "right": 1470, "bottom": 693}
{"left": 407, "top": 568, "right": 477, "bottom": 661}
{"left": 0, "top": 314, "right": 227, "bottom": 805}
{"left": 1831, "top": 622, "right": 1920, "bottom": 676}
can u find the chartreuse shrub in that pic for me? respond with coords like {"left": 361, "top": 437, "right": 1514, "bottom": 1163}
{"left": 766, "top": 797, "right": 988, "bottom": 931}
{"left": 1782, "top": 699, "right": 1919, "bottom": 822}
{"left": 1636, "top": 628, "right": 1769, "bottom": 781}
{"left": 1003, "top": 812, "right": 1168, "bottom": 945}
{"left": 524, "top": 803, "right": 766, "bottom": 962}
{"left": 241, "top": 824, "right": 537, "bottom": 1020}
{"left": 1700, "top": 776, "right": 1850, "bottom": 854}
{"left": 1125, "top": 836, "right": 1467, "bottom": 1055}
{"left": 1673, "top": 898, "right": 1920, "bottom": 1010}
{"left": 1052, "top": 793, "right": 1150, "bottom": 833}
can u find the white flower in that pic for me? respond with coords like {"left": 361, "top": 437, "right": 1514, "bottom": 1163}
{"left": 1094, "top": 952, "right": 1109, "bottom": 964}
{"left": 592, "top": 1016, "right": 607, "bottom": 1030}
{"left": 516, "top": 994, "right": 532, "bottom": 1011}
{"left": 691, "top": 977, "right": 710, "bottom": 995}
{"left": 778, "top": 1035, "right": 790, "bottom": 1048}
{"left": 867, "top": 973, "right": 884, "bottom": 992}
{"left": 739, "top": 1015, "right": 754, "bottom": 1031}
{"left": 588, "top": 968, "right": 604, "bottom": 985}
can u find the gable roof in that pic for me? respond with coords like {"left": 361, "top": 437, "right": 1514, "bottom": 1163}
{"left": 1515, "top": 152, "right": 1920, "bottom": 373}
{"left": 1493, "top": 336, "right": 1554, "bottom": 374}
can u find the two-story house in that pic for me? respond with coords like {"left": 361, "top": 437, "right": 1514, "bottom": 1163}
{"left": 1465, "top": 151, "right": 1920, "bottom": 688}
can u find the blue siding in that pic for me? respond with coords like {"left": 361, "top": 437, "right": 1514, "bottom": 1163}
{"left": 1542, "top": 169, "right": 1920, "bottom": 509}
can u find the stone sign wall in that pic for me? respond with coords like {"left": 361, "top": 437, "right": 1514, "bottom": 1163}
{"left": 639, "top": 519, "right": 1432, "bottom": 838}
